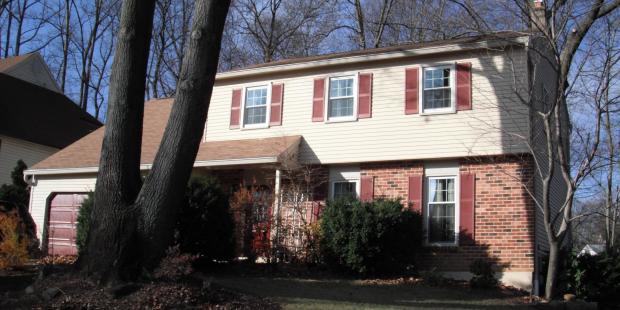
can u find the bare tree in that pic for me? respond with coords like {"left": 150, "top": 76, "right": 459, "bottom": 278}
{"left": 457, "top": 0, "right": 620, "bottom": 299}
{"left": 80, "top": 0, "right": 230, "bottom": 284}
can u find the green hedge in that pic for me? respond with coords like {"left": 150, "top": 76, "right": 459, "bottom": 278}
{"left": 320, "top": 198, "right": 423, "bottom": 275}
{"left": 75, "top": 192, "right": 93, "bottom": 255}
{"left": 567, "top": 250, "right": 620, "bottom": 306}
{"left": 177, "top": 176, "right": 235, "bottom": 262}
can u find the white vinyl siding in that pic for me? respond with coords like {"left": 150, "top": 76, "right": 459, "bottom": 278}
{"left": 0, "top": 135, "right": 58, "bottom": 185}
{"left": 206, "top": 49, "right": 530, "bottom": 165}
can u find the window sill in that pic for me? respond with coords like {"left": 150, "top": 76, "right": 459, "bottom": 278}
{"left": 241, "top": 124, "right": 269, "bottom": 130}
{"left": 424, "top": 242, "right": 458, "bottom": 248}
{"left": 325, "top": 117, "right": 358, "bottom": 124}
{"left": 419, "top": 109, "right": 457, "bottom": 116}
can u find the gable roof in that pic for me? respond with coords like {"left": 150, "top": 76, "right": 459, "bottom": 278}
{"left": 0, "top": 54, "right": 32, "bottom": 72}
{"left": 0, "top": 73, "right": 102, "bottom": 149}
{"left": 29, "top": 98, "right": 301, "bottom": 172}
{"left": 217, "top": 31, "right": 530, "bottom": 81}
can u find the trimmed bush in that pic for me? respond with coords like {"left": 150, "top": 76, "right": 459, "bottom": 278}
{"left": 567, "top": 250, "right": 620, "bottom": 306}
{"left": 76, "top": 192, "right": 94, "bottom": 255}
{"left": 320, "top": 198, "right": 423, "bottom": 275}
{"left": 177, "top": 176, "right": 235, "bottom": 262}
{"left": 469, "top": 259, "right": 497, "bottom": 288}
{"left": 0, "top": 211, "right": 29, "bottom": 269}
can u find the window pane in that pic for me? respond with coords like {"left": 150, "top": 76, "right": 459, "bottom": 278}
{"left": 333, "top": 181, "right": 356, "bottom": 199}
{"left": 428, "top": 203, "right": 455, "bottom": 242}
{"left": 244, "top": 106, "right": 267, "bottom": 124}
{"left": 423, "top": 88, "right": 451, "bottom": 109}
{"left": 328, "top": 98, "right": 354, "bottom": 117}
{"left": 429, "top": 178, "right": 455, "bottom": 203}
{"left": 330, "top": 78, "right": 353, "bottom": 98}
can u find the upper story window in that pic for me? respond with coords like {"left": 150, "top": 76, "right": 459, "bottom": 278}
{"left": 427, "top": 176, "right": 457, "bottom": 244}
{"left": 243, "top": 85, "right": 269, "bottom": 127}
{"left": 422, "top": 65, "right": 455, "bottom": 113}
{"left": 328, "top": 76, "right": 356, "bottom": 120}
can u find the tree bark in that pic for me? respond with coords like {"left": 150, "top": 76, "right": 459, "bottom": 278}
{"left": 545, "top": 240, "right": 559, "bottom": 300}
{"left": 136, "top": 0, "right": 231, "bottom": 269}
{"left": 78, "top": 0, "right": 156, "bottom": 284}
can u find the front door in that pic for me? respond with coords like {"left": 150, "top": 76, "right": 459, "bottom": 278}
{"left": 250, "top": 186, "right": 272, "bottom": 257}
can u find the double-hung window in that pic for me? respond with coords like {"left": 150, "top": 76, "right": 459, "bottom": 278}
{"left": 422, "top": 65, "right": 455, "bottom": 113}
{"left": 329, "top": 166, "right": 360, "bottom": 199}
{"left": 327, "top": 76, "right": 356, "bottom": 120}
{"left": 427, "top": 176, "right": 457, "bottom": 244}
{"left": 243, "top": 85, "right": 269, "bottom": 127}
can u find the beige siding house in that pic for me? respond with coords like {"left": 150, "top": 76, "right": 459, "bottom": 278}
{"left": 0, "top": 55, "right": 101, "bottom": 185}
{"left": 25, "top": 32, "right": 564, "bottom": 294}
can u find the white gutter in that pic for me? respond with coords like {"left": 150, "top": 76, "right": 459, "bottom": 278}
{"left": 215, "top": 36, "right": 529, "bottom": 81}
{"left": 23, "top": 157, "right": 280, "bottom": 177}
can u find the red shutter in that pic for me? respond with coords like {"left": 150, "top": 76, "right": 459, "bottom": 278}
{"left": 360, "top": 176, "right": 374, "bottom": 202}
{"left": 456, "top": 62, "right": 472, "bottom": 111}
{"left": 405, "top": 67, "right": 419, "bottom": 114}
{"left": 408, "top": 175, "right": 423, "bottom": 213}
{"left": 459, "top": 172, "right": 475, "bottom": 245}
{"left": 358, "top": 73, "right": 373, "bottom": 118}
{"left": 270, "top": 83, "right": 284, "bottom": 126}
{"left": 312, "top": 78, "right": 325, "bottom": 122}
{"left": 230, "top": 88, "right": 242, "bottom": 129}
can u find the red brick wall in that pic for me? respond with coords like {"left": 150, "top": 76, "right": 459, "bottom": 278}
{"left": 359, "top": 156, "right": 536, "bottom": 273}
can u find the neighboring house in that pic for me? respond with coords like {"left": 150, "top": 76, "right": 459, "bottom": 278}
{"left": 24, "top": 31, "right": 566, "bottom": 294}
{"left": 579, "top": 244, "right": 605, "bottom": 256}
{"left": 0, "top": 72, "right": 102, "bottom": 185}
{"left": 0, "top": 53, "right": 62, "bottom": 93}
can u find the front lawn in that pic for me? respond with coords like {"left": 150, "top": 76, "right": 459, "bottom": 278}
{"left": 212, "top": 275, "right": 534, "bottom": 310}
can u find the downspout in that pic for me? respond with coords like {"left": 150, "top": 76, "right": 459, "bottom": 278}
{"left": 23, "top": 172, "right": 36, "bottom": 212}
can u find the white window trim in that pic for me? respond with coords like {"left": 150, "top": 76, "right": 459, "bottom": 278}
{"left": 419, "top": 63, "right": 457, "bottom": 115}
{"left": 325, "top": 74, "right": 358, "bottom": 123}
{"left": 328, "top": 166, "right": 361, "bottom": 199}
{"left": 424, "top": 163, "right": 460, "bottom": 247}
{"left": 240, "top": 83, "right": 272, "bottom": 129}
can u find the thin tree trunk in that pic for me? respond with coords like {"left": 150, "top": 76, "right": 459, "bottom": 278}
{"left": 545, "top": 240, "right": 559, "bottom": 299}
{"left": 136, "top": 0, "right": 230, "bottom": 269}
{"left": 59, "top": 0, "right": 71, "bottom": 92}
{"left": 13, "top": 0, "right": 26, "bottom": 55}
{"left": 4, "top": 0, "right": 12, "bottom": 58}
{"left": 78, "top": 0, "right": 156, "bottom": 284}
{"left": 353, "top": 0, "right": 365, "bottom": 49}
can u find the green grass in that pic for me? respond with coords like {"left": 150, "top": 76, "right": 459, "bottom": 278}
{"left": 212, "top": 276, "right": 535, "bottom": 310}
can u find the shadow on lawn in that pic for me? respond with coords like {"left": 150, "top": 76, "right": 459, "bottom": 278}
{"left": 212, "top": 276, "right": 532, "bottom": 309}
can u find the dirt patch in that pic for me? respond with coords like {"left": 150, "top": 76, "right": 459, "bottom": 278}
{"left": 3, "top": 271, "right": 280, "bottom": 309}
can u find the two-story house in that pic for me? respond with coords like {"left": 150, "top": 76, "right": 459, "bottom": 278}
{"left": 24, "top": 31, "right": 563, "bottom": 293}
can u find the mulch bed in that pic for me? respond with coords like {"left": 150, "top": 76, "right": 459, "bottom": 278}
{"left": 2, "top": 265, "right": 280, "bottom": 310}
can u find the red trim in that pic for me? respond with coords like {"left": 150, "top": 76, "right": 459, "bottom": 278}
{"left": 405, "top": 67, "right": 419, "bottom": 114}
{"left": 408, "top": 175, "right": 423, "bottom": 213}
{"left": 456, "top": 62, "right": 472, "bottom": 111}
{"left": 459, "top": 172, "right": 475, "bottom": 245}
{"left": 312, "top": 78, "right": 325, "bottom": 122}
{"left": 270, "top": 83, "right": 284, "bottom": 126}
{"left": 360, "top": 176, "right": 374, "bottom": 202}
{"left": 230, "top": 88, "right": 242, "bottom": 128}
{"left": 357, "top": 73, "right": 373, "bottom": 118}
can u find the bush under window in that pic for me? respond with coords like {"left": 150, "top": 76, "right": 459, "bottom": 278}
{"left": 320, "top": 198, "right": 423, "bottom": 275}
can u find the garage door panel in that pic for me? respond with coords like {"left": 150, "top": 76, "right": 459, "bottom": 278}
{"left": 47, "top": 193, "right": 87, "bottom": 256}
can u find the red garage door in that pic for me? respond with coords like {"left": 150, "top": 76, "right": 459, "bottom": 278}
{"left": 47, "top": 193, "right": 87, "bottom": 256}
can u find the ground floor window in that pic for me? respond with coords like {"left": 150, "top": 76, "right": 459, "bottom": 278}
{"left": 329, "top": 166, "right": 360, "bottom": 199}
{"left": 424, "top": 162, "right": 459, "bottom": 245}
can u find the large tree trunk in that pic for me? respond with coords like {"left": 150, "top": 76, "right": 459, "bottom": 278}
{"left": 78, "top": 0, "right": 156, "bottom": 284}
{"left": 136, "top": 0, "right": 230, "bottom": 269}
{"left": 79, "top": 0, "right": 230, "bottom": 283}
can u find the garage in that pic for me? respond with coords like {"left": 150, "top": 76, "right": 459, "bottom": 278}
{"left": 46, "top": 193, "right": 87, "bottom": 256}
